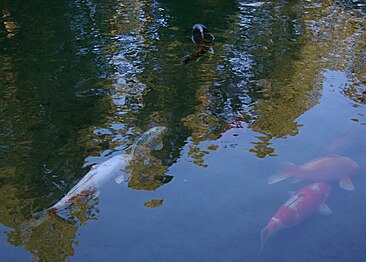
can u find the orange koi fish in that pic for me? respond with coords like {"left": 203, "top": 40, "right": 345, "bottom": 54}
{"left": 267, "top": 155, "right": 359, "bottom": 191}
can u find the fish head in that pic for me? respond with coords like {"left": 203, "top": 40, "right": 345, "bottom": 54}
{"left": 147, "top": 126, "right": 167, "bottom": 151}
{"left": 131, "top": 126, "right": 168, "bottom": 156}
{"left": 332, "top": 156, "right": 360, "bottom": 175}
{"left": 348, "top": 158, "right": 360, "bottom": 174}
{"left": 151, "top": 126, "right": 167, "bottom": 136}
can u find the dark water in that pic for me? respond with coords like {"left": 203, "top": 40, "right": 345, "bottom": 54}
{"left": 0, "top": 0, "right": 365, "bottom": 261}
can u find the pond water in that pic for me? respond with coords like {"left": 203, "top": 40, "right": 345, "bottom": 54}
{"left": 0, "top": 0, "right": 365, "bottom": 261}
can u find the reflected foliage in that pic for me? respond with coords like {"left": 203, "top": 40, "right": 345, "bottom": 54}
{"left": 0, "top": 0, "right": 365, "bottom": 261}
{"left": 144, "top": 199, "right": 164, "bottom": 208}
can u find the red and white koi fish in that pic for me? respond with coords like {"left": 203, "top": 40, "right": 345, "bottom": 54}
{"left": 267, "top": 155, "right": 359, "bottom": 191}
{"left": 260, "top": 182, "right": 332, "bottom": 255}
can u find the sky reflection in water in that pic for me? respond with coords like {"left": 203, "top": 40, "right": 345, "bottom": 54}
{"left": 0, "top": 0, "right": 365, "bottom": 261}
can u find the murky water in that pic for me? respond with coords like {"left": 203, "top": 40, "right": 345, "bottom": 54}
{"left": 0, "top": 0, "right": 365, "bottom": 261}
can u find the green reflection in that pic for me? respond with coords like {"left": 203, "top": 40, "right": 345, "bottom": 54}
{"left": 0, "top": 0, "right": 365, "bottom": 261}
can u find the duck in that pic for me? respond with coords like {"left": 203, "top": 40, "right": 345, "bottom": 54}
{"left": 182, "top": 24, "right": 215, "bottom": 65}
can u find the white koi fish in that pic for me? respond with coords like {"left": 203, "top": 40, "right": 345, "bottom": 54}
{"left": 260, "top": 182, "right": 332, "bottom": 255}
{"left": 26, "top": 125, "right": 167, "bottom": 224}
{"left": 48, "top": 153, "right": 132, "bottom": 215}
{"left": 19, "top": 153, "right": 132, "bottom": 232}
{"left": 47, "top": 125, "right": 167, "bottom": 215}
{"left": 267, "top": 155, "right": 359, "bottom": 191}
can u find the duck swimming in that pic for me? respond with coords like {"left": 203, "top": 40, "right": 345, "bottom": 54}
{"left": 182, "top": 24, "right": 215, "bottom": 65}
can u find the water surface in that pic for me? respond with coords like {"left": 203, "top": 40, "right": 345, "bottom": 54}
{"left": 0, "top": 0, "right": 365, "bottom": 261}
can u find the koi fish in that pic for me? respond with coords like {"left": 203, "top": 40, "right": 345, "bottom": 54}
{"left": 267, "top": 155, "right": 359, "bottom": 191}
{"left": 26, "top": 125, "right": 167, "bottom": 226}
{"left": 48, "top": 126, "right": 167, "bottom": 215}
{"left": 48, "top": 153, "right": 132, "bottom": 215}
{"left": 18, "top": 153, "right": 132, "bottom": 232}
{"left": 182, "top": 24, "right": 215, "bottom": 65}
{"left": 260, "top": 182, "right": 332, "bottom": 255}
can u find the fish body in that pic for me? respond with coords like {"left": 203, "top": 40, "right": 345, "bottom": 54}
{"left": 267, "top": 155, "right": 359, "bottom": 191}
{"left": 28, "top": 125, "right": 167, "bottom": 224}
{"left": 260, "top": 182, "right": 332, "bottom": 254}
{"left": 50, "top": 126, "right": 168, "bottom": 214}
{"left": 49, "top": 154, "right": 132, "bottom": 214}
{"left": 182, "top": 24, "right": 214, "bottom": 65}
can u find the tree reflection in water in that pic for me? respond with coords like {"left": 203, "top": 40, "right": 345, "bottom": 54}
{"left": 0, "top": 0, "right": 365, "bottom": 261}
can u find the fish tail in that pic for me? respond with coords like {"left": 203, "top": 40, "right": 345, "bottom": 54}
{"left": 282, "top": 162, "right": 302, "bottom": 176}
{"left": 267, "top": 162, "right": 301, "bottom": 184}
{"left": 267, "top": 171, "right": 291, "bottom": 184}
{"left": 19, "top": 208, "right": 54, "bottom": 234}
{"left": 259, "top": 226, "right": 270, "bottom": 256}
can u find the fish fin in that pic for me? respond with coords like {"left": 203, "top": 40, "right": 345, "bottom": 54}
{"left": 292, "top": 177, "right": 304, "bottom": 184}
{"left": 155, "top": 143, "right": 163, "bottom": 151}
{"left": 339, "top": 177, "right": 354, "bottom": 191}
{"left": 152, "top": 138, "right": 163, "bottom": 151}
{"left": 267, "top": 162, "right": 301, "bottom": 184}
{"left": 267, "top": 172, "right": 291, "bottom": 184}
{"left": 94, "top": 190, "right": 100, "bottom": 197}
{"left": 115, "top": 174, "right": 125, "bottom": 184}
{"left": 318, "top": 203, "right": 332, "bottom": 216}
{"left": 20, "top": 209, "right": 51, "bottom": 233}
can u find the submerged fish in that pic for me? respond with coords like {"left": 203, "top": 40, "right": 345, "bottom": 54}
{"left": 29, "top": 126, "right": 167, "bottom": 223}
{"left": 20, "top": 153, "right": 132, "bottom": 231}
{"left": 260, "top": 182, "right": 332, "bottom": 255}
{"left": 48, "top": 153, "right": 132, "bottom": 214}
{"left": 49, "top": 126, "right": 167, "bottom": 214}
{"left": 267, "top": 155, "right": 359, "bottom": 191}
{"left": 182, "top": 24, "right": 215, "bottom": 65}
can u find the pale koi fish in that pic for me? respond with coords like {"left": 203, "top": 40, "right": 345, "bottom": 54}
{"left": 260, "top": 182, "right": 332, "bottom": 255}
{"left": 48, "top": 153, "right": 132, "bottom": 215}
{"left": 48, "top": 125, "right": 167, "bottom": 215}
{"left": 267, "top": 155, "right": 359, "bottom": 191}
{"left": 27, "top": 126, "right": 167, "bottom": 225}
